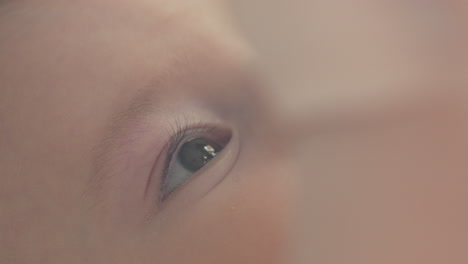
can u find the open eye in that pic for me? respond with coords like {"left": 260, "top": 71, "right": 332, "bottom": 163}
{"left": 160, "top": 127, "right": 232, "bottom": 200}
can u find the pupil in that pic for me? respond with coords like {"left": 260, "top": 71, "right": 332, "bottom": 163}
{"left": 178, "top": 138, "right": 222, "bottom": 172}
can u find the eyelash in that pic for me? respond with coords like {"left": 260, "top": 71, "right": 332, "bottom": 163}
{"left": 160, "top": 118, "right": 215, "bottom": 196}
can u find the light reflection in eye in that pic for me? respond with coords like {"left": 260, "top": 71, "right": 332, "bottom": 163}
{"left": 161, "top": 136, "right": 226, "bottom": 200}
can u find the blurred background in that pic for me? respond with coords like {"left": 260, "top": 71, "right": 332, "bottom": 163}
{"left": 1, "top": 1, "right": 466, "bottom": 263}
{"left": 230, "top": 1, "right": 468, "bottom": 263}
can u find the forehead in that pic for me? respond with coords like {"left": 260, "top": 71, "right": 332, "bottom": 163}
{"left": 0, "top": 0, "right": 244, "bottom": 55}
{"left": 0, "top": 0, "right": 253, "bottom": 174}
{"left": 0, "top": 0, "right": 252, "bottom": 108}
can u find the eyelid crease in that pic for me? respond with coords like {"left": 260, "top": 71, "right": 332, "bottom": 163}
{"left": 160, "top": 116, "right": 218, "bottom": 201}
{"left": 162, "top": 126, "right": 213, "bottom": 178}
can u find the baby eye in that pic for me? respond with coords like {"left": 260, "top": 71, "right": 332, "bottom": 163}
{"left": 160, "top": 128, "right": 231, "bottom": 200}
{"left": 178, "top": 138, "right": 222, "bottom": 172}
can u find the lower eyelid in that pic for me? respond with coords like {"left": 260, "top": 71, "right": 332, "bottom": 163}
{"left": 156, "top": 127, "right": 240, "bottom": 208}
{"left": 161, "top": 126, "right": 231, "bottom": 186}
{"left": 161, "top": 126, "right": 232, "bottom": 198}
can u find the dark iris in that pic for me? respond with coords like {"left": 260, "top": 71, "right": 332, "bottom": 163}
{"left": 177, "top": 138, "right": 222, "bottom": 172}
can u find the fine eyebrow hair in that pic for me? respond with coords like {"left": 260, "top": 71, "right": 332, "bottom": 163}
{"left": 85, "top": 88, "right": 159, "bottom": 201}
{"left": 84, "top": 68, "right": 259, "bottom": 202}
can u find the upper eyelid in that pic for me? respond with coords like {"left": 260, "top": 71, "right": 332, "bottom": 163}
{"left": 164, "top": 125, "right": 217, "bottom": 166}
{"left": 160, "top": 126, "right": 213, "bottom": 197}
{"left": 165, "top": 127, "right": 213, "bottom": 156}
{"left": 164, "top": 113, "right": 224, "bottom": 160}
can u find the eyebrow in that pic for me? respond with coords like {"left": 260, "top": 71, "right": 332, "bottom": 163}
{"left": 107, "top": 89, "right": 158, "bottom": 139}
{"left": 84, "top": 66, "right": 260, "bottom": 203}
{"left": 85, "top": 88, "right": 159, "bottom": 201}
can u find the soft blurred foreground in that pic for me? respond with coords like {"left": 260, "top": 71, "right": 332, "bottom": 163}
{"left": 231, "top": 1, "right": 468, "bottom": 263}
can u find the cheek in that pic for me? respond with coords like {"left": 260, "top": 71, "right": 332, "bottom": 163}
{"left": 146, "top": 160, "right": 294, "bottom": 264}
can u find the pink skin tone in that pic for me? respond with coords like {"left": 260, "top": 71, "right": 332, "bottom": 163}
{"left": 1, "top": 1, "right": 468, "bottom": 264}
{"left": 0, "top": 1, "right": 293, "bottom": 263}
{"left": 234, "top": 1, "right": 468, "bottom": 263}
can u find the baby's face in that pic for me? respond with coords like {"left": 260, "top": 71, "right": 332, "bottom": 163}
{"left": 0, "top": 1, "right": 293, "bottom": 263}
{"left": 2, "top": 1, "right": 468, "bottom": 263}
